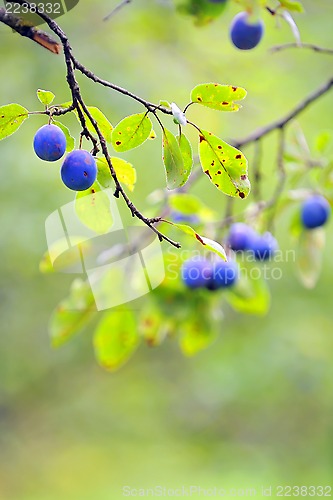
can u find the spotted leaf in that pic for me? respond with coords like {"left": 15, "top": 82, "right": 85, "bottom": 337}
{"left": 191, "top": 83, "right": 247, "bottom": 112}
{"left": 0, "top": 104, "right": 29, "bottom": 140}
{"left": 199, "top": 130, "right": 250, "bottom": 199}
{"left": 170, "top": 222, "right": 227, "bottom": 260}
{"left": 111, "top": 113, "right": 152, "bottom": 152}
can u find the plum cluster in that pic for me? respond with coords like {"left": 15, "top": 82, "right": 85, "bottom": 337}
{"left": 230, "top": 11, "right": 264, "bottom": 50}
{"left": 33, "top": 124, "right": 97, "bottom": 191}
{"left": 182, "top": 257, "right": 239, "bottom": 290}
{"left": 227, "top": 223, "right": 278, "bottom": 261}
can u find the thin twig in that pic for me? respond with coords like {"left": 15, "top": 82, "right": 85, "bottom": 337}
{"left": 270, "top": 42, "right": 333, "bottom": 55}
{"left": 103, "top": 0, "right": 132, "bottom": 22}
{"left": 233, "top": 76, "right": 333, "bottom": 148}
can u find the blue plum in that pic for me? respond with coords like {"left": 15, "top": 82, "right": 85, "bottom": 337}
{"left": 209, "top": 259, "right": 239, "bottom": 289}
{"left": 182, "top": 257, "right": 213, "bottom": 289}
{"left": 227, "top": 223, "right": 256, "bottom": 251}
{"left": 33, "top": 124, "right": 66, "bottom": 162}
{"left": 249, "top": 232, "right": 278, "bottom": 261}
{"left": 60, "top": 150, "right": 97, "bottom": 191}
{"left": 301, "top": 195, "right": 331, "bottom": 229}
{"left": 230, "top": 12, "right": 264, "bottom": 50}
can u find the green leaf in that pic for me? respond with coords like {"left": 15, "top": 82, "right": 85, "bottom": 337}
{"left": 138, "top": 304, "right": 167, "bottom": 347}
{"left": 177, "top": 133, "right": 193, "bottom": 183}
{"left": 191, "top": 83, "right": 247, "bottom": 112}
{"left": 96, "top": 157, "right": 112, "bottom": 188}
{"left": 159, "top": 100, "right": 171, "bottom": 110}
{"left": 75, "top": 182, "right": 114, "bottom": 234}
{"left": 297, "top": 228, "right": 325, "bottom": 289}
{"left": 177, "top": 0, "right": 228, "bottom": 26}
{"left": 52, "top": 120, "right": 75, "bottom": 152}
{"left": 199, "top": 130, "right": 250, "bottom": 199}
{"left": 315, "top": 130, "right": 332, "bottom": 154}
{"left": 37, "top": 89, "right": 55, "bottom": 106}
{"left": 64, "top": 104, "right": 113, "bottom": 143}
{"left": 0, "top": 104, "right": 29, "bottom": 140}
{"left": 170, "top": 222, "right": 227, "bottom": 260}
{"left": 49, "top": 279, "right": 96, "bottom": 347}
{"left": 163, "top": 128, "right": 188, "bottom": 190}
{"left": 179, "top": 314, "right": 217, "bottom": 356}
{"left": 112, "top": 157, "right": 136, "bottom": 191}
{"left": 169, "top": 193, "right": 216, "bottom": 221}
{"left": 111, "top": 112, "right": 152, "bottom": 152}
{"left": 96, "top": 156, "right": 136, "bottom": 191}
{"left": 85, "top": 106, "right": 113, "bottom": 142}
{"left": 280, "top": 0, "right": 304, "bottom": 12}
{"left": 93, "top": 310, "right": 140, "bottom": 372}
{"left": 225, "top": 271, "right": 271, "bottom": 316}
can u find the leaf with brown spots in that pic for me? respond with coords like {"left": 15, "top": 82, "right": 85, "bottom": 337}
{"left": 191, "top": 83, "right": 247, "bottom": 112}
{"left": 93, "top": 310, "right": 140, "bottom": 372}
{"left": 163, "top": 128, "right": 186, "bottom": 190}
{"left": 0, "top": 104, "right": 29, "bottom": 140}
{"left": 111, "top": 112, "right": 152, "bottom": 152}
{"left": 168, "top": 222, "right": 227, "bottom": 260}
{"left": 199, "top": 130, "right": 251, "bottom": 199}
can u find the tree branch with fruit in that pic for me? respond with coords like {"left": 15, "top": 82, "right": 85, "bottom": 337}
{"left": 0, "top": 0, "right": 332, "bottom": 371}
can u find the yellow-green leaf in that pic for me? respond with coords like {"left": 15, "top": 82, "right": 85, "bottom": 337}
{"left": 0, "top": 104, "right": 29, "bottom": 140}
{"left": 170, "top": 222, "right": 227, "bottom": 260}
{"left": 96, "top": 156, "right": 136, "bottom": 191}
{"left": 37, "top": 89, "right": 55, "bottom": 106}
{"left": 177, "top": 133, "right": 193, "bottom": 183}
{"left": 163, "top": 128, "right": 187, "bottom": 190}
{"left": 49, "top": 279, "right": 96, "bottom": 347}
{"left": 191, "top": 83, "right": 247, "bottom": 112}
{"left": 94, "top": 310, "right": 140, "bottom": 372}
{"left": 85, "top": 106, "right": 113, "bottom": 142}
{"left": 280, "top": 0, "right": 304, "bottom": 12}
{"left": 179, "top": 316, "right": 218, "bottom": 356}
{"left": 53, "top": 120, "right": 75, "bottom": 152}
{"left": 199, "top": 130, "right": 250, "bottom": 199}
{"left": 75, "top": 182, "right": 114, "bottom": 234}
{"left": 111, "top": 112, "right": 152, "bottom": 152}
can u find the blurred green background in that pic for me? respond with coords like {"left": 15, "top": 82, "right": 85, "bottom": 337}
{"left": 0, "top": 1, "right": 333, "bottom": 498}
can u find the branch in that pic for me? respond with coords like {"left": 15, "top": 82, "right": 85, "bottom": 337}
{"left": 103, "top": 0, "right": 133, "bottom": 22}
{"left": 234, "top": 75, "right": 333, "bottom": 148}
{"left": 0, "top": 7, "right": 61, "bottom": 53}
{"left": 1, "top": 1, "right": 180, "bottom": 248}
{"left": 270, "top": 42, "right": 333, "bottom": 55}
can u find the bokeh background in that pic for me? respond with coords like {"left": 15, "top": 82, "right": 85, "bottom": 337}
{"left": 0, "top": 0, "right": 333, "bottom": 498}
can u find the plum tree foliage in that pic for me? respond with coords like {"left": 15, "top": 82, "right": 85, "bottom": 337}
{"left": 0, "top": 0, "right": 332, "bottom": 371}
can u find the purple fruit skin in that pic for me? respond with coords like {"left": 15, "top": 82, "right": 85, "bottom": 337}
{"left": 182, "top": 257, "right": 213, "bottom": 289}
{"left": 61, "top": 150, "right": 97, "bottom": 191}
{"left": 210, "top": 260, "right": 239, "bottom": 289}
{"left": 301, "top": 195, "right": 331, "bottom": 229}
{"left": 230, "top": 12, "right": 264, "bottom": 50}
{"left": 250, "top": 232, "right": 278, "bottom": 261}
{"left": 228, "top": 223, "right": 256, "bottom": 251}
{"left": 33, "top": 124, "right": 66, "bottom": 162}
